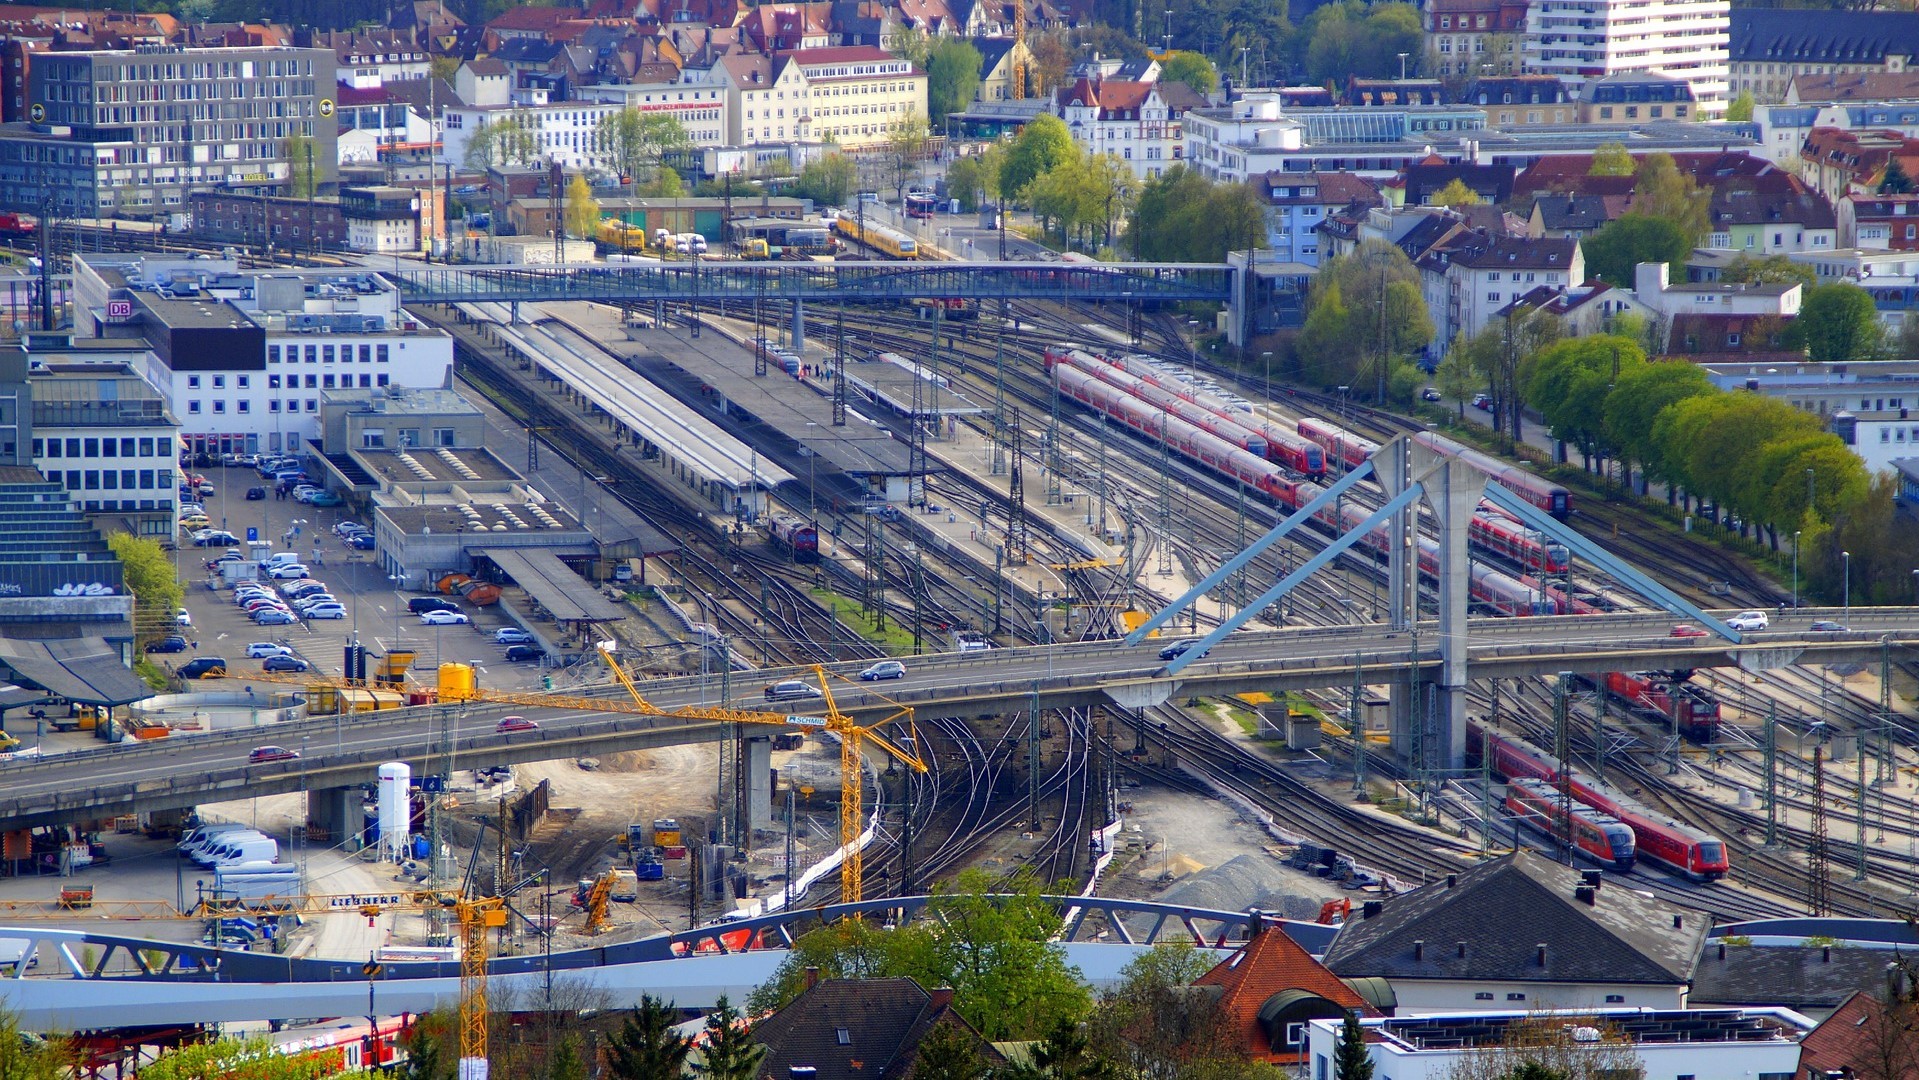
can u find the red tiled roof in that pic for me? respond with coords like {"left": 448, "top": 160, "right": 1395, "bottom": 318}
{"left": 1195, "top": 925, "right": 1373, "bottom": 1061}
{"left": 1800, "top": 991, "right": 1919, "bottom": 1080}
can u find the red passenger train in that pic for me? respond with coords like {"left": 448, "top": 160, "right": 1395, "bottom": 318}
{"left": 1469, "top": 724, "right": 1730, "bottom": 880}
{"left": 766, "top": 513, "right": 820, "bottom": 562}
{"left": 1045, "top": 347, "right": 1271, "bottom": 457}
{"left": 1412, "top": 430, "right": 1572, "bottom": 519}
{"left": 1504, "top": 778, "right": 1637, "bottom": 871}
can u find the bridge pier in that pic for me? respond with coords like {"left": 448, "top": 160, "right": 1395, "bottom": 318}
{"left": 746, "top": 735, "right": 773, "bottom": 830}
{"left": 308, "top": 786, "right": 365, "bottom": 851}
{"left": 1415, "top": 450, "right": 1486, "bottom": 773}
{"left": 790, "top": 299, "right": 806, "bottom": 352}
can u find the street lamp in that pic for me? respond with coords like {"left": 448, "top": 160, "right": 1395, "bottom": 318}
{"left": 387, "top": 573, "right": 406, "bottom": 655}
{"left": 1843, "top": 550, "right": 1852, "bottom": 627}
{"left": 1793, "top": 530, "right": 1802, "bottom": 609}
{"left": 1260, "top": 351, "right": 1274, "bottom": 402}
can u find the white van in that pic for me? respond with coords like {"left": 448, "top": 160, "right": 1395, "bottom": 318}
{"left": 194, "top": 831, "right": 271, "bottom": 866}
{"left": 217, "top": 859, "right": 292, "bottom": 876}
{"left": 190, "top": 830, "right": 266, "bottom": 863}
{"left": 259, "top": 552, "right": 300, "bottom": 571}
{"left": 178, "top": 822, "right": 248, "bottom": 855}
{"left": 203, "top": 836, "right": 279, "bottom": 868}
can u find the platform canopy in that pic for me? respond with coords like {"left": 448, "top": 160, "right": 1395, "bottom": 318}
{"left": 474, "top": 548, "right": 631, "bottom": 624}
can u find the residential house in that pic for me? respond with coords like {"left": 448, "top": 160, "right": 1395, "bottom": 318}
{"left": 1691, "top": 942, "right": 1899, "bottom": 1022}
{"left": 1257, "top": 171, "right": 1383, "bottom": 266}
{"left": 1497, "top": 280, "right": 1653, "bottom": 338}
{"left": 748, "top": 974, "right": 1004, "bottom": 1080}
{"left": 1345, "top": 79, "right": 1446, "bottom": 106}
{"left": 1755, "top": 100, "right": 1919, "bottom": 168}
{"left": 1194, "top": 914, "right": 1382, "bottom": 1065}
{"left": 1054, "top": 72, "right": 1188, "bottom": 179}
{"left": 1525, "top": 194, "right": 1610, "bottom": 238}
{"left": 1320, "top": 849, "right": 1701, "bottom": 1012}
{"left": 1790, "top": 246, "right": 1919, "bottom": 284}
{"left": 1460, "top": 75, "right": 1574, "bottom": 127}
{"left": 781, "top": 46, "right": 927, "bottom": 149}
{"left": 1705, "top": 183, "right": 1838, "bottom": 254}
{"left": 1423, "top": 0, "right": 1528, "bottom": 81}
{"left": 1840, "top": 193, "right": 1919, "bottom": 249}
{"left": 1730, "top": 8, "right": 1919, "bottom": 104}
{"left": 454, "top": 58, "right": 511, "bottom": 108}
{"left": 1417, "top": 234, "right": 1583, "bottom": 360}
{"left": 1391, "top": 158, "right": 1515, "bottom": 206}
{"left": 302, "top": 28, "right": 430, "bottom": 90}
{"left": 971, "top": 37, "right": 1030, "bottom": 103}
{"left": 1634, "top": 261, "right": 1802, "bottom": 353}
{"left": 1788, "top": 71, "right": 1919, "bottom": 105}
{"left": 1798, "top": 989, "right": 1919, "bottom": 1080}
{"left": 743, "top": 3, "right": 834, "bottom": 52}
{"left": 1800, "top": 127, "right": 1919, "bottom": 201}
{"left": 1576, "top": 71, "right": 1697, "bottom": 124}
{"left": 1523, "top": 0, "right": 1729, "bottom": 116}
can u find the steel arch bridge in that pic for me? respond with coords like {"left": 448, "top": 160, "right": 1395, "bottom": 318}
{"left": 388, "top": 261, "right": 1232, "bottom": 306}
{"left": 0, "top": 895, "right": 1330, "bottom": 1029}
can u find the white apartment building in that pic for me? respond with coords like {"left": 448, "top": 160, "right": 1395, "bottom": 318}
{"left": 783, "top": 46, "right": 926, "bottom": 149}
{"left": 1054, "top": 74, "right": 1186, "bottom": 180}
{"left": 1634, "top": 261, "right": 1802, "bottom": 321}
{"left": 70, "top": 256, "right": 452, "bottom": 459}
{"left": 441, "top": 96, "right": 621, "bottom": 173}
{"left": 1523, "top": 0, "right": 1731, "bottom": 117}
{"left": 578, "top": 73, "right": 731, "bottom": 148}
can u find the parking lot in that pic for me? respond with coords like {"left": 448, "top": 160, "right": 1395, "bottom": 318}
{"left": 164, "top": 464, "right": 555, "bottom": 694}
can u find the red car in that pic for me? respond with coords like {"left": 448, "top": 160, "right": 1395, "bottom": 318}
{"left": 496, "top": 716, "right": 539, "bottom": 733}
{"left": 1670, "top": 624, "right": 1709, "bottom": 638}
{"left": 247, "top": 745, "right": 299, "bottom": 763}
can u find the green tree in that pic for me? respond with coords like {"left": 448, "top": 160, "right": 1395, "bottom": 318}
{"left": 283, "top": 131, "right": 318, "bottom": 199}
{"left": 1334, "top": 1011, "right": 1374, "bottom": 1080}
{"left": 596, "top": 110, "right": 691, "bottom": 188}
{"left": 1524, "top": 335, "right": 1647, "bottom": 472}
{"left": 795, "top": 153, "right": 858, "bottom": 208}
{"left": 1087, "top": 943, "right": 1239, "bottom": 1080}
{"left": 1451, "top": 306, "right": 1561, "bottom": 443}
{"left": 1631, "top": 152, "right": 1711, "bottom": 241}
{"left": 1433, "top": 347, "right": 1480, "bottom": 420}
{"left": 926, "top": 38, "right": 985, "bottom": 123}
{"left": 1787, "top": 283, "right": 1884, "bottom": 362}
{"left": 1720, "top": 253, "right": 1816, "bottom": 288}
{"left": 1125, "top": 165, "right": 1264, "bottom": 262}
{"left": 606, "top": 995, "right": 691, "bottom": 1080}
{"left": 1602, "top": 360, "right": 1714, "bottom": 494}
{"left": 396, "top": 1009, "right": 457, "bottom": 1080}
{"left": 639, "top": 168, "right": 686, "bottom": 198}
{"left": 1294, "top": 241, "right": 1432, "bottom": 395}
{"left": 134, "top": 1037, "right": 331, "bottom": 1079}
{"left": 1588, "top": 141, "right": 1635, "bottom": 177}
{"left": 1159, "top": 51, "right": 1219, "bottom": 94}
{"left": 886, "top": 109, "right": 931, "bottom": 203}
{"left": 1301, "top": 1, "right": 1423, "bottom": 83}
{"left": 1429, "top": 178, "right": 1483, "bottom": 208}
{"left": 564, "top": 174, "right": 600, "bottom": 239}
{"left": 0, "top": 1008, "right": 69, "bottom": 1080}
{"left": 463, "top": 112, "right": 540, "bottom": 170}
{"left": 1580, "top": 214, "right": 1691, "bottom": 285}
{"left": 549, "top": 1033, "right": 588, "bottom": 1080}
{"left": 890, "top": 25, "right": 932, "bottom": 68}
{"left": 912, "top": 1021, "right": 992, "bottom": 1080}
{"left": 1007, "top": 1018, "right": 1118, "bottom": 1080}
{"left": 1881, "top": 158, "right": 1915, "bottom": 195}
{"left": 946, "top": 147, "right": 1004, "bottom": 211}
{"left": 109, "top": 532, "right": 183, "bottom": 647}
{"left": 699, "top": 996, "right": 765, "bottom": 1080}
{"left": 1725, "top": 89, "right": 1755, "bottom": 122}
{"left": 1000, "top": 114, "right": 1076, "bottom": 202}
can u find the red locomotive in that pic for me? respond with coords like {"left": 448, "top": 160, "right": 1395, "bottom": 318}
{"left": 766, "top": 513, "right": 820, "bottom": 563}
{"left": 1505, "top": 778, "right": 1637, "bottom": 871}
{"left": 1470, "top": 724, "right": 1729, "bottom": 880}
{"left": 1597, "top": 670, "right": 1721, "bottom": 743}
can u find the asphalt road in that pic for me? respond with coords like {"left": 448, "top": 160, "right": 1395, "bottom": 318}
{"left": 5, "top": 606, "right": 1916, "bottom": 830}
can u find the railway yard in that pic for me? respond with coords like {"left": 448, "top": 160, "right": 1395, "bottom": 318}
{"left": 6, "top": 223, "right": 1919, "bottom": 1030}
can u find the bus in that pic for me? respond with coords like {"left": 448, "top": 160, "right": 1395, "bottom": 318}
{"left": 905, "top": 193, "right": 938, "bottom": 219}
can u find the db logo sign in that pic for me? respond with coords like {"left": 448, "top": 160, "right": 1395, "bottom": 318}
{"left": 106, "top": 300, "right": 133, "bottom": 319}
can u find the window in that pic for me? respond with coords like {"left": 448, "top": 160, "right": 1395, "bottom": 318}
{"left": 268, "top": 345, "right": 281, "bottom": 363}
{"left": 323, "top": 345, "right": 335, "bottom": 363}
{"left": 1475, "top": 992, "right": 1495, "bottom": 1000}
{"left": 323, "top": 374, "right": 336, "bottom": 389}
{"left": 1284, "top": 1023, "right": 1307, "bottom": 1047}
{"left": 270, "top": 400, "right": 281, "bottom": 413}
{"left": 360, "top": 344, "right": 372, "bottom": 362}
{"left": 1727, "top": 333, "right": 1741, "bottom": 347}
{"left": 187, "top": 375, "right": 201, "bottom": 389}
{"left": 1506, "top": 993, "right": 1526, "bottom": 1000}
{"left": 83, "top": 438, "right": 99, "bottom": 458}
{"left": 270, "top": 374, "right": 281, "bottom": 389}
{"left": 1605, "top": 994, "right": 1627, "bottom": 1004}
{"left": 120, "top": 439, "right": 134, "bottom": 457}
{"left": 188, "top": 400, "right": 201, "bottom": 414}
{"left": 64, "top": 438, "right": 80, "bottom": 457}
{"left": 1488, "top": 292, "right": 1501, "bottom": 302}
{"left": 83, "top": 469, "right": 99, "bottom": 490}
{"left": 306, "top": 399, "right": 318, "bottom": 412}
{"left": 835, "top": 1029, "right": 850, "bottom": 1046}
{"left": 377, "top": 373, "right": 390, "bottom": 387}
{"left": 305, "top": 374, "right": 318, "bottom": 389}
{"left": 286, "top": 399, "right": 299, "bottom": 413}
{"left": 237, "top": 375, "right": 249, "bottom": 389}
{"left": 306, "top": 345, "right": 318, "bottom": 363}
{"left": 139, "top": 438, "right": 153, "bottom": 456}
{"left": 434, "top": 428, "right": 456, "bottom": 447}
{"left": 238, "top": 400, "right": 250, "bottom": 414}
{"left": 212, "top": 375, "right": 225, "bottom": 389}
{"left": 139, "top": 469, "right": 154, "bottom": 489}
{"left": 377, "top": 344, "right": 390, "bottom": 363}
{"left": 1317, "top": 1057, "right": 1329, "bottom": 1080}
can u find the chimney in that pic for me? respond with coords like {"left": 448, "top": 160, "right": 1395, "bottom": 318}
{"left": 1581, "top": 870, "right": 1602, "bottom": 888}
{"left": 928, "top": 986, "right": 955, "bottom": 1010}
{"left": 791, "top": 1068, "right": 819, "bottom": 1080}
{"left": 1456, "top": 941, "right": 1467, "bottom": 959}
{"left": 1673, "top": 915, "right": 1684, "bottom": 930}
{"left": 1536, "top": 943, "right": 1548, "bottom": 966}
{"left": 1823, "top": 946, "right": 1832, "bottom": 963}
{"left": 1362, "top": 901, "right": 1383, "bottom": 919}
{"left": 1574, "top": 885, "right": 1596, "bottom": 905}
{"left": 1889, "top": 962, "right": 1909, "bottom": 1002}
{"left": 1445, "top": 873, "right": 1457, "bottom": 888}
{"left": 1413, "top": 940, "right": 1425, "bottom": 961}
{"left": 1248, "top": 909, "right": 1266, "bottom": 936}
{"left": 802, "top": 965, "right": 821, "bottom": 991}
{"left": 1718, "top": 942, "right": 1726, "bottom": 960}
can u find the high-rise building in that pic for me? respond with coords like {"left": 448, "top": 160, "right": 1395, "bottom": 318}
{"left": 0, "top": 44, "right": 336, "bottom": 218}
{"left": 1523, "top": 0, "right": 1730, "bottom": 117}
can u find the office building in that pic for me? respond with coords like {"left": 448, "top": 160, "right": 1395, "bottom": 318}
{"left": 27, "top": 360, "right": 180, "bottom": 542}
{"left": 1523, "top": 0, "right": 1730, "bottom": 117}
{"left": 0, "top": 44, "right": 336, "bottom": 218}
{"left": 70, "top": 254, "right": 451, "bottom": 460}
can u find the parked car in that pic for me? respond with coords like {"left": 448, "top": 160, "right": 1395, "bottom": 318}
{"left": 205, "top": 552, "right": 244, "bottom": 571}
{"left": 503, "top": 644, "right": 547, "bottom": 663}
{"left": 858, "top": 660, "right": 906, "bottom": 681}
{"left": 302, "top": 606, "right": 347, "bottom": 620}
{"left": 262, "top": 656, "right": 311, "bottom": 673}
{"left": 307, "top": 492, "right": 343, "bottom": 507}
{"left": 180, "top": 514, "right": 211, "bottom": 530}
{"left": 345, "top": 535, "right": 375, "bottom": 551}
{"left": 420, "top": 610, "right": 469, "bottom": 626}
{"left": 245, "top": 487, "right": 266, "bottom": 500}
{"left": 267, "top": 564, "right": 310, "bottom": 579}
{"left": 496, "top": 716, "right": 539, "bottom": 733}
{"left": 176, "top": 608, "right": 192, "bottom": 627}
{"left": 1471, "top": 393, "right": 1492, "bottom": 411}
{"left": 407, "top": 597, "right": 459, "bottom": 615}
{"left": 245, "top": 643, "right": 293, "bottom": 659}
{"left": 254, "top": 610, "right": 297, "bottom": 626}
{"left": 1726, "top": 610, "right": 1770, "bottom": 631}
{"left": 281, "top": 581, "right": 328, "bottom": 597}
{"left": 146, "top": 635, "right": 188, "bottom": 654}
{"left": 1421, "top": 387, "right": 1443, "bottom": 402}
{"left": 247, "top": 745, "right": 299, "bottom": 764}
{"left": 494, "top": 628, "right": 535, "bottom": 645}
{"left": 179, "top": 657, "right": 228, "bottom": 679}
{"left": 334, "top": 522, "right": 367, "bottom": 538}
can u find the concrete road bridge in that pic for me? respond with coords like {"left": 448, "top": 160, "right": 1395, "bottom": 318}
{"left": 1, "top": 608, "right": 1912, "bottom": 833}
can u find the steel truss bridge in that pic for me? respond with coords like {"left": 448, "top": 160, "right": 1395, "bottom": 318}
{"left": 0, "top": 895, "right": 1324, "bottom": 1029}
{"left": 387, "top": 261, "right": 1232, "bottom": 305}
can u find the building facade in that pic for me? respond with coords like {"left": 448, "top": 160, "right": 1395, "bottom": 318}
{"left": 783, "top": 46, "right": 926, "bottom": 149}
{"left": 0, "top": 45, "right": 336, "bottom": 218}
{"left": 1522, "top": 0, "right": 1730, "bottom": 117}
{"left": 1424, "top": 0, "right": 1530, "bottom": 81}
{"left": 27, "top": 361, "right": 179, "bottom": 541}
{"left": 1258, "top": 171, "right": 1383, "bottom": 266}
{"left": 1054, "top": 74, "right": 1187, "bottom": 180}
{"left": 187, "top": 192, "right": 349, "bottom": 251}
{"left": 1729, "top": 9, "right": 1919, "bottom": 103}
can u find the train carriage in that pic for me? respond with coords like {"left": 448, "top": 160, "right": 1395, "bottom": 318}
{"left": 1505, "top": 779, "right": 1636, "bottom": 871}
